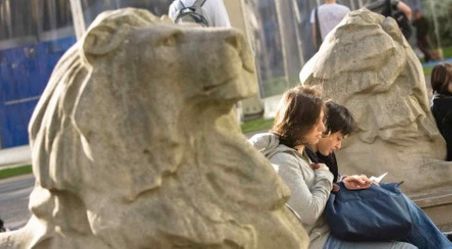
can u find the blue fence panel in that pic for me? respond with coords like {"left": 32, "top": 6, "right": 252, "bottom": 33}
{"left": 0, "top": 35, "right": 76, "bottom": 148}
{"left": 1, "top": 99, "right": 38, "bottom": 147}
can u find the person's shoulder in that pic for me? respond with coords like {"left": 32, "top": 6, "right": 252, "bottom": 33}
{"left": 321, "top": 3, "right": 350, "bottom": 11}
{"left": 270, "top": 146, "right": 300, "bottom": 161}
{"left": 204, "top": 0, "right": 225, "bottom": 9}
{"left": 169, "top": 0, "right": 182, "bottom": 9}
{"left": 270, "top": 151, "right": 304, "bottom": 174}
{"left": 168, "top": 0, "right": 181, "bottom": 17}
{"left": 209, "top": 0, "right": 226, "bottom": 3}
{"left": 271, "top": 147, "right": 311, "bottom": 168}
{"left": 335, "top": 3, "right": 351, "bottom": 11}
{"left": 435, "top": 98, "right": 452, "bottom": 112}
{"left": 434, "top": 94, "right": 452, "bottom": 103}
{"left": 342, "top": 4, "right": 351, "bottom": 10}
{"left": 317, "top": 4, "right": 329, "bottom": 11}
{"left": 168, "top": 1, "right": 176, "bottom": 10}
{"left": 432, "top": 95, "right": 452, "bottom": 115}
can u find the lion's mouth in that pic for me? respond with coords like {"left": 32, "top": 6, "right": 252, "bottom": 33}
{"left": 203, "top": 74, "right": 239, "bottom": 92}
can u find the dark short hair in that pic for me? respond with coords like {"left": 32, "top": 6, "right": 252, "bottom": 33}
{"left": 324, "top": 101, "right": 357, "bottom": 136}
{"left": 431, "top": 63, "right": 452, "bottom": 95}
{"left": 271, "top": 85, "right": 324, "bottom": 148}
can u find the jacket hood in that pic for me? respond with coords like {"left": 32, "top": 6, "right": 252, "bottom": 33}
{"left": 248, "top": 132, "right": 296, "bottom": 159}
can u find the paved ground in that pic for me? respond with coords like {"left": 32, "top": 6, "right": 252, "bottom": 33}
{"left": 0, "top": 145, "right": 32, "bottom": 230}
{"left": 0, "top": 174, "right": 33, "bottom": 230}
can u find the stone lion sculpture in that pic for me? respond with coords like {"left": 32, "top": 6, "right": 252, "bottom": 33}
{"left": 300, "top": 9, "right": 452, "bottom": 195}
{"left": 0, "top": 8, "right": 308, "bottom": 249}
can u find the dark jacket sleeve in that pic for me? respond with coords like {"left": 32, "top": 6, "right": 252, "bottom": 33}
{"left": 431, "top": 95, "right": 452, "bottom": 161}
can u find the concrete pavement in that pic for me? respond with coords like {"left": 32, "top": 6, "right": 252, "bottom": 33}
{"left": 0, "top": 174, "right": 33, "bottom": 230}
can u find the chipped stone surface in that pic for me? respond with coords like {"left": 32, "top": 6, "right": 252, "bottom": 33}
{"left": 300, "top": 9, "right": 452, "bottom": 195}
{"left": 0, "top": 8, "right": 308, "bottom": 249}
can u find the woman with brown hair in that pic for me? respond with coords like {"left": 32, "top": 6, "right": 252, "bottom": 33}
{"left": 431, "top": 63, "right": 452, "bottom": 161}
{"left": 249, "top": 85, "right": 416, "bottom": 249}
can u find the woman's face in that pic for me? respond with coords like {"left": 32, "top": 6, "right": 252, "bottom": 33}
{"left": 303, "top": 110, "right": 326, "bottom": 145}
{"left": 317, "top": 132, "right": 345, "bottom": 156}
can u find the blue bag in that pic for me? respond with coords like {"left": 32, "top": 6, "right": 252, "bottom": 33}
{"left": 325, "top": 182, "right": 413, "bottom": 241}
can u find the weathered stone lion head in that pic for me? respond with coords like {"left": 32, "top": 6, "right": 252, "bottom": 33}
{"left": 0, "top": 8, "right": 308, "bottom": 249}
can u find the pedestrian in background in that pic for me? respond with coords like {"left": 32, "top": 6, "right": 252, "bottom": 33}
{"left": 412, "top": 9, "right": 435, "bottom": 62}
{"left": 366, "top": 0, "right": 413, "bottom": 39}
{"left": 311, "top": 0, "right": 350, "bottom": 50}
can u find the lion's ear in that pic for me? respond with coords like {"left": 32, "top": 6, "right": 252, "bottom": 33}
{"left": 82, "top": 24, "right": 128, "bottom": 57}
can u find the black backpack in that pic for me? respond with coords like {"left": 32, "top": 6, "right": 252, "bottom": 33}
{"left": 366, "top": 0, "right": 412, "bottom": 39}
{"left": 175, "top": 0, "right": 209, "bottom": 27}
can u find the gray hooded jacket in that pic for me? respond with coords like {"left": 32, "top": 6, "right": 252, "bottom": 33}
{"left": 249, "top": 132, "right": 334, "bottom": 249}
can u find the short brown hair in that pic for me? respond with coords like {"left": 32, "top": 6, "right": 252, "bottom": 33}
{"left": 271, "top": 85, "right": 324, "bottom": 148}
{"left": 431, "top": 63, "right": 452, "bottom": 94}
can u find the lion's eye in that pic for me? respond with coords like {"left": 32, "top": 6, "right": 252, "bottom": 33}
{"left": 157, "top": 31, "right": 183, "bottom": 47}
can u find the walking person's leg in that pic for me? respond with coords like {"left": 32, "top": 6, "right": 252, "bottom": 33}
{"left": 417, "top": 36, "right": 432, "bottom": 62}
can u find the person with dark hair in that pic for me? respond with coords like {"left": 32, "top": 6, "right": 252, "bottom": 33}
{"left": 305, "top": 101, "right": 357, "bottom": 183}
{"left": 307, "top": 101, "right": 452, "bottom": 248}
{"left": 249, "top": 86, "right": 416, "bottom": 249}
{"left": 431, "top": 63, "right": 452, "bottom": 161}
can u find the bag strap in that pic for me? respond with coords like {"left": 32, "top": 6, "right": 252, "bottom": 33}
{"left": 192, "top": 0, "right": 207, "bottom": 9}
{"left": 178, "top": 0, "right": 206, "bottom": 11}
{"left": 315, "top": 7, "right": 322, "bottom": 46}
{"left": 385, "top": 0, "right": 392, "bottom": 17}
{"left": 178, "top": 0, "right": 186, "bottom": 9}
